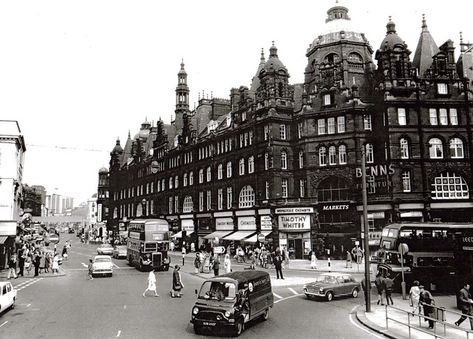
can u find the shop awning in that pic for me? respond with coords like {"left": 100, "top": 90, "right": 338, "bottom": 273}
{"left": 242, "top": 231, "right": 272, "bottom": 243}
{"left": 203, "top": 231, "right": 233, "bottom": 240}
{"left": 223, "top": 231, "right": 256, "bottom": 241}
{"left": 172, "top": 231, "right": 195, "bottom": 238}
{"left": 0, "top": 236, "right": 7, "bottom": 244}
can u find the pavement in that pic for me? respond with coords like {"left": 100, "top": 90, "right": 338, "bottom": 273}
{"left": 0, "top": 266, "right": 66, "bottom": 279}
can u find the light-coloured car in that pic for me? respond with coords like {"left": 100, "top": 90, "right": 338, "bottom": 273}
{"left": 0, "top": 281, "right": 17, "bottom": 313}
{"left": 303, "top": 272, "right": 361, "bottom": 301}
{"left": 97, "top": 243, "right": 114, "bottom": 255}
{"left": 92, "top": 255, "right": 113, "bottom": 277}
{"left": 112, "top": 245, "right": 127, "bottom": 259}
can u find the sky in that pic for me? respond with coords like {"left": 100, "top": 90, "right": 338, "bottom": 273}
{"left": 1, "top": 0, "right": 472, "bottom": 206}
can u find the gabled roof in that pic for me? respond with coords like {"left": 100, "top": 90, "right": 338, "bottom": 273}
{"left": 413, "top": 16, "right": 438, "bottom": 76}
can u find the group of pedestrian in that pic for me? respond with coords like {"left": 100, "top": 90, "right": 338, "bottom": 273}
{"left": 374, "top": 271, "right": 394, "bottom": 306}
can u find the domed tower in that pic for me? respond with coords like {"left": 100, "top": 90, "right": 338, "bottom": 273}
{"left": 375, "top": 17, "right": 412, "bottom": 84}
{"left": 109, "top": 138, "right": 123, "bottom": 172}
{"left": 304, "top": 1, "right": 374, "bottom": 98}
{"left": 174, "top": 59, "right": 190, "bottom": 132}
{"left": 255, "top": 42, "right": 293, "bottom": 104}
{"left": 97, "top": 167, "right": 109, "bottom": 223}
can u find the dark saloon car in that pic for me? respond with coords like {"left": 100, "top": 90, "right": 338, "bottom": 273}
{"left": 303, "top": 273, "right": 361, "bottom": 301}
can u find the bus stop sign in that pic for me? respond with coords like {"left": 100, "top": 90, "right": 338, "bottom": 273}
{"left": 398, "top": 243, "right": 409, "bottom": 255}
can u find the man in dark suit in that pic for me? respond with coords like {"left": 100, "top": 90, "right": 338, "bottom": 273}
{"left": 455, "top": 283, "right": 473, "bottom": 329}
{"left": 274, "top": 251, "right": 284, "bottom": 280}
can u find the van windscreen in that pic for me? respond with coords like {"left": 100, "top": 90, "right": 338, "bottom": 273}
{"left": 199, "top": 281, "right": 236, "bottom": 302}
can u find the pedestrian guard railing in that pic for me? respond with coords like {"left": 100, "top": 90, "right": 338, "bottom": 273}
{"left": 385, "top": 302, "right": 473, "bottom": 339}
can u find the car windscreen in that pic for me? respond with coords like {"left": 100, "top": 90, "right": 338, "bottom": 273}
{"left": 94, "top": 258, "right": 111, "bottom": 263}
{"left": 198, "top": 281, "right": 236, "bottom": 302}
{"left": 315, "top": 275, "right": 338, "bottom": 284}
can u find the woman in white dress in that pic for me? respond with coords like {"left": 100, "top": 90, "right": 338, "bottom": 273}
{"left": 52, "top": 254, "right": 60, "bottom": 274}
{"left": 224, "top": 254, "right": 231, "bottom": 274}
{"left": 310, "top": 252, "right": 317, "bottom": 269}
{"left": 143, "top": 271, "right": 159, "bottom": 297}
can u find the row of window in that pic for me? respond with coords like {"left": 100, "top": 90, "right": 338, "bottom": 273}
{"left": 399, "top": 137, "right": 465, "bottom": 159}
{"left": 397, "top": 107, "right": 459, "bottom": 126}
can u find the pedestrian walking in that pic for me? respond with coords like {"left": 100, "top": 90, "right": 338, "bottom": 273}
{"left": 374, "top": 273, "right": 385, "bottom": 305}
{"left": 224, "top": 253, "right": 231, "bottom": 274}
{"left": 169, "top": 241, "right": 175, "bottom": 252}
{"left": 385, "top": 276, "right": 394, "bottom": 305}
{"left": 345, "top": 251, "right": 352, "bottom": 268}
{"left": 213, "top": 255, "right": 220, "bottom": 276}
{"left": 18, "top": 245, "right": 26, "bottom": 277}
{"left": 409, "top": 280, "right": 421, "bottom": 314}
{"left": 33, "top": 250, "right": 41, "bottom": 277}
{"left": 24, "top": 255, "right": 32, "bottom": 276}
{"left": 455, "top": 283, "right": 473, "bottom": 329}
{"left": 7, "top": 253, "right": 18, "bottom": 279}
{"left": 310, "top": 251, "right": 317, "bottom": 270}
{"left": 143, "top": 271, "right": 159, "bottom": 297}
{"left": 87, "top": 259, "right": 93, "bottom": 280}
{"left": 181, "top": 246, "right": 186, "bottom": 266}
{"left": 249, "top": 252, "right": 256, "bottom": 270}
{"left": 274, "top": 251, "right": 284, "bottom": 279}
{"left": 171, "top": 265, "right": 184, "bottom": 298}
{"left": 52, "top": 253, "right": 60, "bottom": 274}
{"left": 62, "top": 245, "right": 68, "bottom": 260}
{"left": 420, "top": 285, "right": 435, "bottom": 329}
{"left": 194, "top": 253, "right": 201, "bottom": 274}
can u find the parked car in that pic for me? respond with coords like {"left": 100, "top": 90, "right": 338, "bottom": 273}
{"left": 0, "top": 281, "right": 17, "bottom": 313}
{"left": 303, "top": 272, "right": 361, "bottom": 301}
{"left": 112, "top": 245, "right": 127, "bottom": 259}
{"left": 97, "top": 244, "right": 114, "bottom": 255}
{"left": 91, "top": 255, "right": 113, "bottom": 277}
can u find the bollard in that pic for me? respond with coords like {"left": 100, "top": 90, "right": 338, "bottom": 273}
{"left": 328, "top": 257, "right": 331, "bottom": 270}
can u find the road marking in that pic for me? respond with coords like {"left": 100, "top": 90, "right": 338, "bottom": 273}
{"left": 27, "top": 303, "right": 31, "bottom": 307}
{"left": 274, "top": 294, "right": 300, "bottom": 304}
{"left": 113, "top": 263, "right": 120, "bottom": 269}
{"left": 116, "top": 330, "right": 121, "bottom": 337}
{"left": 0, "top": 321, "right": 8, "bottom": 328}
{"left": 273, "top": 292, "right": 283, "bottom": 299}
{"left": 349, "top": 310, "right": 384, "bottom": 339}
{"left": 81, "top": 263, "right": 88, "bottom": 268}
{"left": 14, "top": 278, "right": 43, "bottom": 291}
{"left": 288, "top": 287, "right": 298, "bottom": 295}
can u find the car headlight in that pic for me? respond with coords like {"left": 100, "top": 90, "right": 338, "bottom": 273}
{"left": 224, "top": 311, "right": 231, "bottom": 318}
{"left": 192, "top": 307, "right": 199, "bottom": 315}
{"left": 319, "top": 288, "right": 324, "bottom": 293}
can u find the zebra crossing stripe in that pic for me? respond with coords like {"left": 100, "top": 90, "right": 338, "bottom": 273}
{"left": 273, "top": 292, "right": 283, "bottom": 299}
{"left": 15, "top": 278, "right": 43, "bottom": 291}
{"left": 81, "top": 263, "right": 88, "bottom": 268}
{"left": 288, "top": 287, "right": 299, "bottom": 295}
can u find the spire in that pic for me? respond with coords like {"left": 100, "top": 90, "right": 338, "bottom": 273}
{"left": 413, "top": 14, "right": 439, "bottom": 76}
{"left": 386, "top": 16, "right": 396, "bottom": 34}
{"left": 127, "top": 130, "right": 131, "bottom": 139}
{"left": 250, "top": 48, "right": 267, "bottom": 92}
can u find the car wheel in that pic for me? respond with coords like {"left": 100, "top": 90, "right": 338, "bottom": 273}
{"left": 234, "top": 319, "right": 244, "bottom": 336}
{"left": 352, "top": 288, "right": 359, "bottom": 298}
{"left": 194, "top": 324, "right": 202, "bottom": 335}
{"left": 305, "top": 294, "right": 312, "bottom": 300}
{"left": 326, "top": 291, "right": 334, "bottom": 302}
{"left": 262, "top": 308, "right": 270, "bottom": 321}
{"left": 11, "top": 297, "right": 15, "bottom": 309}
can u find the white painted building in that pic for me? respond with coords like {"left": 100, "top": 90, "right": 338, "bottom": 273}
{"left": 0, "top": 120, "right": 26, "bottom": 268}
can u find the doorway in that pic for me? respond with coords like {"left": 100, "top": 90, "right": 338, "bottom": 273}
{"left": 288, "top": 239, "right": 303, "bottom": 259}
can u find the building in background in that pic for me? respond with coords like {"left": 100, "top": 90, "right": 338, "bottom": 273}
{"left": 104, "top": 3, "right": 473, "bottom": 259}
{"left": 44, "top": 193, "right": 74, "bottom": 216}
{"left": 0, "top": 120, "right": 26, "bottom": 268}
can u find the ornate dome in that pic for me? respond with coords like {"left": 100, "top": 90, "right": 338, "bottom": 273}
{"left": 379, "top": 17, "right": 405, "bottom": 51}
{"left": 260, "top": 42, "right": 287, "bottom": 74}
{"left": 111, "top": 138, "right": 123, "bottom": 155}
{"left": 98, "top": 167, "right": 109, "bottom": 174}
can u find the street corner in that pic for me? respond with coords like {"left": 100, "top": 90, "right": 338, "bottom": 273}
{"left": 354, "top": 304, "right": 397, "bottom": 339}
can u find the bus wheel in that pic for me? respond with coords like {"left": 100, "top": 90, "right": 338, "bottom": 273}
{"left": 193, "top": 324, "right": 202, "bottom": 335}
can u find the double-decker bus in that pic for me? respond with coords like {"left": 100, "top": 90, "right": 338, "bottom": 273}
{"left": 127, "top": 219, "right": 171, "bottom": 271}
{"left": 374, "top": 222, "right": 473, "bottom": 292}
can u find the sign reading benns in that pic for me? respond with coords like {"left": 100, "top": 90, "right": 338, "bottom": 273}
{"left": 278, "top": 215, "right": 310, "bottom": 231}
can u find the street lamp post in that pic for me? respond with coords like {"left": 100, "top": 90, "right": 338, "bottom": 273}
{"left": 361, "top": 145, "right": 371, "bottom": 312}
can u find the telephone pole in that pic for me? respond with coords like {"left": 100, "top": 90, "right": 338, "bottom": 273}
{"left": 361, "top": 145, "right": 371, "bottom": 312}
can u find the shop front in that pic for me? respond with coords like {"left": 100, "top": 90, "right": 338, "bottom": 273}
{"left": 223, "top": 214, "right": 257, "bottom": 245}
{"left": 429, "top": 202, "right": 473, "bottom": 222}
{"left": 204, "top": 214, "right": 235, "bottom": 250}
{"left": 173, "top": 217, "right": 195, "bottom": 252}
{"left": 0, "top": 221, "right": 17, "bottom": 269}
{"left": 196, "top": 213, "right": 212, "bottom": 250}
{"left": 276, "top": 207, "right": 312, "bottom": 259}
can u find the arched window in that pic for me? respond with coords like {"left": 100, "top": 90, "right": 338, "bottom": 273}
{"left": 324, "top": 53, "right": 339, "bottom": 64}
{"left": 429, "top": 138, "right": 444, "bottom": 159}
{"left": 400, "top": 138, "right": 409, "bottom": 159}
{"left": 317, "top": 177, "right": 350, "bottom": 202}
{"left": 248, "top": 156, "right": 255, "bottom": 173}
{"left": 239, "top": 185, "right": 255, "bottom": 208}
{"left": 199, "top": 169, "right": 204, "bottom": 183}
{"left": 182, "top": 196, "right": 193, "bottom": 213}
{"left": 329, "top": 146, "right": 337, "bottom": 165}
{"left": 239, "top": 158, "right": 245, "bottom": 175}
{"left": 431, "top": 172, "right": 469, "bottom": 199}
{"left": 365, "top": 144, "right": 374, "bottom": 163}
{"left": 206, "top": 166, "right": 212, "bottom": 182}
{"left": 348, "top": 52, "right": 363, "bottom": 63}
{"left": 281, "top": 151, "right": 287, "bottom": 169}
{"left": 338, "top": 145, "right": 347, "bottom": 164}
{"left": 227, "top": 161, "right": 232, "bottom": 178}
{"left": 319, "top": 147, "right": 327, "bottom": 166}
{"left": 217, "top": 164, "right": 223, "bottom": 179}
{"left": 189, "top": 172, "right": 194, "bottom": 185}
{"left": 450, "top": 138, "right": 464, "bottom": 158}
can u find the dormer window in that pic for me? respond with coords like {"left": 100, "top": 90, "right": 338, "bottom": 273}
{"left": 437, "top": 83, "right": 448, "bottom": 95}
{"left": 323, "top": 94, "right": 332, "bottom": 106}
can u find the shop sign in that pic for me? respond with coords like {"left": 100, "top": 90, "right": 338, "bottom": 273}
{"left": 355, "top": 164, "right": 395, "bottom": 178}
{"left": 0, "top": 221, "right": 17, "bottom": 236}
{"left": 321, "top": 204, "right": 349, "bottom": 211}
{"left": 462, "top": 231, "right": 473, "bottom": 251}
{"left": 275, "top": 207, "right": 314, "bottom": 214}
{"left": 238, "top": 216, "right": 256, "bottom": 230}
{"left": 260, "top": 216, "right": 272, "bottom": 230}
{"left": 216, "top": 218, "right": 234, "bottom": 230}
{"left": 181, "top": 219, "right": 194, "bottom": 232}
{"left": 214, "top": 246, "right": 225, "bottom": 254}
{"left": 278, "top": 215, "right": 310, "bottom": 231}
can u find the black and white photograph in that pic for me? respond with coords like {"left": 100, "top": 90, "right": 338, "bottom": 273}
{"left": 2, "top": 0, "right": 473, "bottom": 338}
